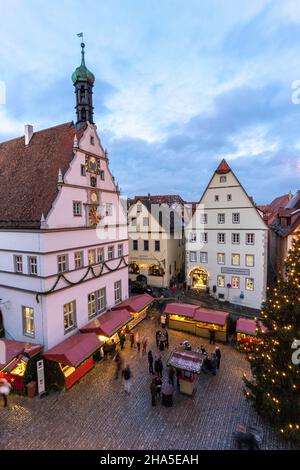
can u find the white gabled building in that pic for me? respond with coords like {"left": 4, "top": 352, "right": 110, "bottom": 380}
{"left": 185, "top": 159, "right": 268, "bottom": 310}
{"left": 0, "top": 43, "right": 128, "bottom": 349}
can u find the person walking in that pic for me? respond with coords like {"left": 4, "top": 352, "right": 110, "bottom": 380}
{"left": 150, "top": 381, "right": 157, "bottom": 406}
{"left": 0, "top": 377, "right": 11, "bottom": 407}
{"left": 168, "top": 367, "right": 175, "bottom": 386}
{"left": 154, "top": 356, "right": 159, "bottom": 376}
{"left": 211, "top": 353, "right": 217, "bottom": 376}
{"left": 157, "top": 356, "right": 163, "bottom": 378}
{"left": 153, "top": 375, "right": 162, "bottom": 399}
{"left": 215, "top": 346, "right": 221, "bottom": 369}
{"left": 114, "top": 352, "right": 123, "bottom": 379}
{"left": 142, "top": 337, "right": 147, "bottom": 355}
{"left": 122, "top": 365, "right": 132, "bottom": 394}
{"left": 209, "top": 329, "right": 216, "bottom": 345}
{"left": 135, "top": 332, "right": 141, "bottom": 353}
{"left": 130, "top": 332, "right": 134, "bottom": 349}
{"left": 119, "top": 332, "right": 125, "bottom": 350}
{"left": 148, "top": 350, "right": 154, "bottom": 374}
{"left": 155, "top": 330, "right": 161, "bottom": 348}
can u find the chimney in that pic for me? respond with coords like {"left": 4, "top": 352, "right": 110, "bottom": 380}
{"left": 25, "top": 124, "right": 33, "bottom": 146}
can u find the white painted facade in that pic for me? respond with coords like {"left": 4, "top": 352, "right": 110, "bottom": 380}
{"left": 185, "top": 163, "right": 268, "bottom": 310}
{"left": 0, "top": 123, "right": 129, "bottom": 349}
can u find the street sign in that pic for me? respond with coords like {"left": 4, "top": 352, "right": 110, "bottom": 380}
{"left": 37, "top": 359, "right": 45, "bottom": 395}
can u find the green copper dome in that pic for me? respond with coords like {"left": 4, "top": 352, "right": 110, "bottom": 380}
{"left": 72, "top": 43, "right": 95, "bottom": 84}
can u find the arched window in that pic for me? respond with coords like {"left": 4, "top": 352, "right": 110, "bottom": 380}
{"left": 81, "top": 107, "right": 86, "bottom": 121}
{"left": 80, "top": 85, "right": 85, "bottom": 103}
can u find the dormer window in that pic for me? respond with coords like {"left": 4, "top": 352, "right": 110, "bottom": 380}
{"left": 215, "top": 195, "right": 219, "bottom": 201}
{"left": 220, "top": 176, "right": 227, "bottom": 183}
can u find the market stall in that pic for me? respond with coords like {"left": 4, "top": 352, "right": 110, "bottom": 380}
{"left": 112, "top": 294, "right": 154, "bottom": 329}
{"left": 43, "top": 333, "right": 101, "bottom": 390}
{"left": 164, "top": 303, "right": 198, "bottom": 335}
{"left": 0, "top": 339, "right": 43, "bottom": 394}
{"left": 80, "top": 308, "right": 133, "bottom": 348}
{"left": 167, "top": 349, "right": 204, "bottom": 396}
{"left": 194, "top": 308, "right": 229, "bottom": 343}
{"left": 236, "top": 318, "right": 266, "bottom": 352}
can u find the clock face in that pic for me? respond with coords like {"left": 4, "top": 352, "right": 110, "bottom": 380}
{"left": 85, "top": 155, "right": 100, "bottom": 174}
{"left": 90, "top": 191, "right": 98, "bottom": 204}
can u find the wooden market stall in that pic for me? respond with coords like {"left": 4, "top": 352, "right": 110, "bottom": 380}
{"left": 167, "top": 349, "right": 204, "bottom": 396}
{"left": 164, "top": 303, "right": 198, "bottom": 334}
{"left": 0, "top": 339, "right": 43, "bottom": 394}
{"left": 236, "top": 318, "right": 267, "bottom": 352}
{"left": 112, "top": 294, "right": 154, "bottom": 329}
{"left": 43, "top": 333, "right": 101, "bottom": 390}
{"left": 164, "top": 303, "right": 229, "bottom": 342}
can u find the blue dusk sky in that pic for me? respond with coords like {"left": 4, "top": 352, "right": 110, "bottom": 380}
{"left": 0, "top": 0, "right": 300, "bottom": 203}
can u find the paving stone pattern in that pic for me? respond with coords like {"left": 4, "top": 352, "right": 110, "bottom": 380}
{"left": 0, "top": 318, "right": 296, "bottom": 450}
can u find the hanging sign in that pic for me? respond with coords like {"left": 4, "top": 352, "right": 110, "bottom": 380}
{"left": 37, "top": 359, "right": 45, "bottom": 395}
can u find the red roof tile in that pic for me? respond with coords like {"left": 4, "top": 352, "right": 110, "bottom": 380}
{"left": 80, "top": 309, "right": 133, "bottom": 337}
{"left": 112, "top": 294, "right": 154, "bottom": 313}
{"left": 43, "top": 333, "right": 100, "bottom": 367}
{"left": 164, "top": 303, "right": 198, "bottom": 318}
{"left": 215, "top": 159, "right": 231, "bottom": 174}
{"left": 0, "top": 122, "right": 84, "bottom": 228}
{"left": 236, "top": 318, "right": 267, "bottom": 335}
{"left": 194, "top": 308, "right": 229, "bottom": 326}
{"left": 0, "top": 339, "right": 42, "bottom": 368}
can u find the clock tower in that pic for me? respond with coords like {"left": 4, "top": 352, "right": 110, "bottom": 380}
{"left": 72, "top": 41, "right": 95, "bottom": 126}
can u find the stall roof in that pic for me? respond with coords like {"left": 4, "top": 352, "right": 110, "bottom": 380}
{"left": 236, "top": 318, "right": 267, "bottom": 336}
{"left": 112, "top": 293, "right": 154, "bottom": 313}
{"left": 43, "top": 333, "right": 100, "bottom": 367}
{"left": 80, "top": 309, "right": 133, "bottom": 337}
{"left": 167, "top": 350, "right": 204, "bottom": 373}
{"left": 194, "top": 308, "right": 229, "bottom": 326}
{"left": 0, "top": 339, "right": 43, "bottom": 369}
{"left": 164, "top": 303, "right": 198, "bottom": 318}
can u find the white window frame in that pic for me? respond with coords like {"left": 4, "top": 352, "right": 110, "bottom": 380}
{"left": 201, "top": 232, "right": 208, "bottom": 243}
{"left": 189, "top": 232, "right": 197, "bottom": 242}
{"left": 74, "top": 251, "right": 83, "bottom": 269}
{"left": 217, "top": 275, "right": 225, "bottom": 287}
{"left": 245, "top": 277, "right": 254, "bottom": 291}
{"left": 231, "top": 253, "right": 240, "bottom": 266}
{"left": 58, "top": 254, "right": 68, "bottom": 273}
{"left": 245, "top": 254, "right": 254, "bottom": 267}
{"left": 218, "top": 213, "right": 225, "bottom": 224}
{"left": 217, "top": 252, "right": 225, "bottom": 264}
{"left": 201, "top": 214, "right": 208, "bottom": 224}
{"left": 143, "top": 217, "right": 149, "bottom": 226}
{"left": 200, "top": 252, "right": 208, "bottom": 263}
{"left": 14, "top": 255, "right": 23, "bottom": 273}
{"left": 28, "top": 256, "right": 38, "bottom": 276}
{"left": 88, "top": 249, "right": 96, "bottom": 265}
{"left": 22, "top": 306, "right": 35, "bottom": 338}
{"left": 97, "top": 247, "right": 104, "bottom": 263}
{"left": 232, "top": 213, "right": 240, "bottom": 224}
{"left": 231, "top": 276, "right": 240, "bottom": 289}
{"left": 232, "top": 233, "right": 240, "bottom": 244}
{"left": 114, "top": 280, "right": 122, "bottom": 304}
{"left": 190, "top": 251, "right": 197, "bottom": 262}
{"left": 108, "top": 246, "right": 114, "bottom": 260}
{"left": 246, "top": 233, "right": 255, "bottom": 245}
{"left": 118, "top": 244, "right": 123, "bottom": 257}
{"left": 63, "top": 301, "right": 76, "bottom": 333}
{"left": 106, "top": 203, "right": 113, "bottom": 217}
{"left": 73, "top": 201, "right": 82, "bottom": 217}
{"left": 217, "top": 233, "right": 225, "bottom": 244}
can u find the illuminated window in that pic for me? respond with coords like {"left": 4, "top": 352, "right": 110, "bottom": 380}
{"left": 74, "top": 251, "right": 83, "bottom": 269}
{"left": 245, "top": 278, "right": 254, "bottom": 291}
{"left": 217, "top": 253, "right": 225, "bottom": 264}
{"left": 217, "top": 275, "right": 225, "bottom": 287}
{"left": 231, "top": 253, "right": 240, "bottom": 266}
{"left": 149, "top": 265, "right": 164, "bottom": 277}
{"left": 231, "top": 276, "right": 240, "bottom": 289}
{"left": 64, "top": 301, "right": 76, "bottom": 333}
{"left": 129, "top": 262, "right": 140, "bottom": 274}
{"left": 88, "top": 249, "right": 96, "bottom": 265}
{"left": 246, "top": 254, "right": 254, "bottom": 267}
{"left": 22, "top": 306, "right": 35, "bottom": 338}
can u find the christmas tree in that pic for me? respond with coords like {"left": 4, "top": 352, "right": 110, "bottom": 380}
{"left": 244, "top": 232, "right": 300, "bottom": 441}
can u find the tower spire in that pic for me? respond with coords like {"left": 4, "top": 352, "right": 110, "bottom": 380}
{"left": 72, "top": 34, "right": 95, "bottom": 127}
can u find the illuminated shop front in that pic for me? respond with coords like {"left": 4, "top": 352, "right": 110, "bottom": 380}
{"left": 112, "top": 293, "right": 154, "bottom": 329}
{"left": 43, "top": 333, "right": 100, "bottom": 390}
{"left": 164, "top": 303, "right": 229, "bottom": 342}
{"left": 0, "top": 339, "right": 43, "bottom": 394}
{"left": 236, "top": 318, "right": 266, "bottom": 352}
{"left": 189, "top": 268, "right": 209, "bottom": 289}
{"left": 129, "top": 262, "right": 140, "bottom": 275}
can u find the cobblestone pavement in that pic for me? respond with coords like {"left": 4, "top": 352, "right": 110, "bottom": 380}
{"left": 0, "top": 318, "right": 296, "bottom": 450}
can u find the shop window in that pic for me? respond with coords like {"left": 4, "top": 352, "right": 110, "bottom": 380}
{"left": 231, "top": 276, "right": 240, "bottom": 289}
{"left": 217, "top": 275, "right": 225, "bottom": 287}
{"left": 22, "top": 306, "right": 35, "bottom": 338}
{"left": 245, "top": 278, "right": 254, "bottom": 291}
{"left": 129, "top": 262, "right": 140, "bottom": 274}
{"left": 64, "top": 301, "right": 76, "bottom": 333}
{"left": 149, "top": 265, "right": 164, "bottom": 277}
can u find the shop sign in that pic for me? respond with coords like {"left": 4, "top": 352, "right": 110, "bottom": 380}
{"left": 37, "top": 359, "right": 45, "bottom": 395}
{"left": 221, "top": 267, "right": 250, "bottom": 276}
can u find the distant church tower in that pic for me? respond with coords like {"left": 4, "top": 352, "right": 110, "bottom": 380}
{"left": 72, "top": 41, "right": 95, "bottom": 126}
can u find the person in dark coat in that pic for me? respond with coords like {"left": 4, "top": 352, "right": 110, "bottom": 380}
{"left": 215, "top": 346, "right": 221, "bottom": 369}
{"left": 157, "top": 357, "right": 163, "bottom": 378}
{"left": 209, "top": 329, "right": 216, "bottom": 345}
{"left": 165, "top": 330, "right": 169, "bottom": 348}
{"left": 210, "top": 353, "right": 217, "bottom": 376}
{"left": 168, "top": 367, "right": 175, "bottom": 386}
{"left": 154, "top": 356, "right": 160, "bottom": 376}
{"left": 130, "top": 333, "right": 134, "bottom": 349}
{"left": 114, "top": 352, "right": 123, "bottom": 379}
{"left": 200, "top": 344, "right": 206, "bottom": 354}
{"left": 153, "top": 375, "right": 162, "bottom": 398}
{"left": 119, "top": 332, "right": 125, "bottom": 350}
{"left": 148, "top": 350, "right": 154, "bottom": 374}
{"left": 155, "top": 330, "right": 161, "bottom": 348}
{"left": 150, "top": 381, "right": 157, "bottom": 406}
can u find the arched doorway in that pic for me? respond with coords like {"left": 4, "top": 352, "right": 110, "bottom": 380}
{"left": 190, "top": 268, "right": 209, "bottom": 289}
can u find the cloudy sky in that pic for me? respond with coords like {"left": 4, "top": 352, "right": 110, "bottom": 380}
{"left": 0, "top": 0, "right": 300, "bottom": 203}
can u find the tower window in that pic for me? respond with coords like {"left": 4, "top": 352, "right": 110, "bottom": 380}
{"left": 81, "top": 107, "right": 86, "bottom": 121}
{"left": 90, "top": 176, "right": 97, "bottom": 187}
{"left": 81, "top": 164, "right": 86, "bottom": 176}
{"left": 90, "top": 136, "right": 95, "bottom": 145}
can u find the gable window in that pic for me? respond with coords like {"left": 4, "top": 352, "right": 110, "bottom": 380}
{"left": 218, "top": 213, "right": 225, "bottom": 224}
{"left": 74, "top": 251, "right": 83, "bottom": 269}
{"left": 217, "top": 233, "right": 225, "bottom": 244}
{"left": 108, "top": 246, "right": 114, "bottom": 260}
{"left": 231, "top": 276, "right": 240, "bottom": 289}
{"left": 232, "top": 233, "right": 240, "bottom": 244}
{"left": 22, "top": 306, "right": 35, "bottom": 338}
{"left": 114, "top": 280, "right": 122, "bottom": 304}
{"left": 232, "top": 213, "right": 240, "bottom": 224}
{"left": 143, "top": 240, "right": 149, "bottom": 251}
{"left": 97, "top": 247, "right": 104, "bottom": 262}
{"left": 217, "top": 275, "right": 225, "bottom": 287}
{"left": 217, "top": 252, "right": 225, "bottom": 264}
{"left": 118, "top": 244, "right": 123, "bottom": 257}
{"left": 245, "top": 277, "right": 254, "bottom": 291}
{"left": 137, "top": 204, "right": 142, "bottom": 213}
{"left": 155, "top": 240, "right": 160, "bottom": 252}
{"left": 14, "top": 255, "right": 23, "bottom": 273}
{"left": 246, "top": 233, "right": 255, "bottom": 245}
{"left": 90, "top": 136, "right": 95, "bottom": 145}
{"left": 214, "top": 195, "right": 219, "bottom": 201}
{"left": 81, "top": 164, "right": 86, "bottom": 176}
{"left": 220, "top": 176, "right": 227, "bottom": 183}
{"left": 90, "top": 176, "right": 97, "bottom": 187}
{"left": 88, "top": 249, "right": 96, "bottom": 265}
{"left": 143, "top": 217, "right": 149, "bottom": 226}
{"left": 73, "top": 201, "right": 82, "bottom": 217}
{"left": 133, "top": 240, "right": 138, "bottom": 251}
{"left": 131, "top": 217, "right": 137, "bottom": 226}
{"left": 200, "top": 252, "right": 208, "bottom": 263}
{"left": 64, "top": 301, "right": 76, "bottom": 333}
{"left": 28, "top": 257, "right": 38, "bottom": 276}
{"left": 58, "top": 254, "right": 68, "bottom": 273}
{"left": 246, "top": 254, "right": 254, "bottom": 267}
{"left": 227, "top": 194, "right": 232, "bottom": 201}
{"left": 189, "top": 232, "right": 197, "bottom": 242}
{"left": 106, "top": 203, "right": 113, "bottom": 217}
{"left": 190, "top": 251, "right": 197, "bottom": 262}
{"left": 231, "top": 253, "right": 240, "bottom": 266}
{"left": 100, "top": 170, "right": 105, "bottom": 181}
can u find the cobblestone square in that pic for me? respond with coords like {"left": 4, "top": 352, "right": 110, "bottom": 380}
{"left": 0, "top": 318, "right": 296, "bottom": 450}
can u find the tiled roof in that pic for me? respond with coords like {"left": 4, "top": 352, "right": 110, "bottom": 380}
{"left": 215, "top": 159, "right": 231, "bottom": 174}
{"left": 129, "top": 194, "right": 185, "bottom": 206}
{"left": 0, "top": 122, "right": 84, "bottom": 229}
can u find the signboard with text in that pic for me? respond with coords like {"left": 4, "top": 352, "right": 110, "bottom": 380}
{"left": 37, "top": 359, "right": 45, "bottom": 395}
{"left": 221, "top": 267, "right": 250, "bottom": 276}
